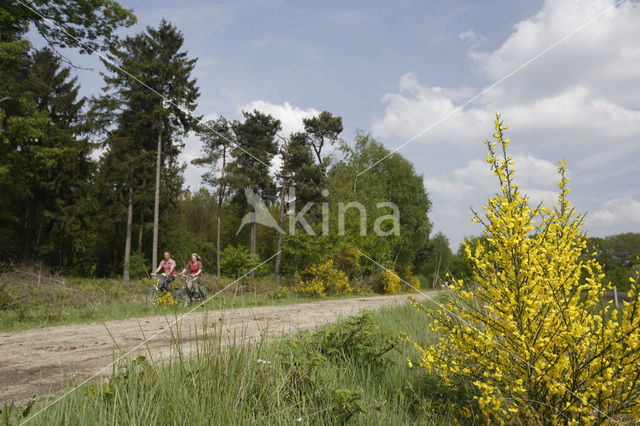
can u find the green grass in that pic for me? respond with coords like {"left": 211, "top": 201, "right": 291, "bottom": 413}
{"left": 9, "top": 299, "right": 465, "bottom": 425}
{"left": 0, "top": 270, "right": 434, "bottom": 332}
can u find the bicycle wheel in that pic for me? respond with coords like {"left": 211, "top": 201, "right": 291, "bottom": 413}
{"left": 174, "top": 287, "right": 189, "bottom": 307}
{"left": 198, "top": 285, "right": 207, "bottom": 299}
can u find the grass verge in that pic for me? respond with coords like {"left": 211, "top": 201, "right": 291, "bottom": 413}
{"left": 0, "top": 269, "right": 428, "bottom": 332}
{"left": 6, "top": 298, "right": 468, "bottom": 425}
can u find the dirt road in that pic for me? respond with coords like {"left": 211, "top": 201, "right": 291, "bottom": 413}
{"left": 1, "top": 292, "right": 436, "bottom": 404}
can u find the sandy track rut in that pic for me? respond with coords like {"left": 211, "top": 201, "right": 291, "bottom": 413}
{"left": 1, "top": 292, "right": 435, "bottom": 403}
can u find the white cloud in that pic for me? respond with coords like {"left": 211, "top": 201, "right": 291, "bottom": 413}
{"left": 423, "top": 152, "right": 567, "bottom": 247}
{"left": 591, "top": 198, "right": 640, "bottom": 226}
{"left": 459, "top": 29, "right": 486, "bottom": 48}
{"left": 371, "top": 0, "right": 640, "bottom": 247}
{"left": 471, "top": 0, "right": 640, "bottom": 106}
{"left": 449, "top": 154, "right": 559, "bottom": 193}
{"left": 424, "top": 177, "right": 474, "bottom": 200}
{"left": 239, "top": 100, "right": 320, "bottom": 138}
{"left": 459, "top": 30, "right": 477, "bottom": 42}
{"left": 373, "top": 0, "right": 640, "bottom": 152}
{"left": 372, "top": 72, "right": 489, "bottom": 146}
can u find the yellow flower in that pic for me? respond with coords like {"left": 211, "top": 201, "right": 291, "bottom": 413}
{"left": 410, "top": 114, "right": 640, "bottom": 425}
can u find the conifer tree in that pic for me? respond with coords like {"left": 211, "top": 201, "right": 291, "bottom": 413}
{"left": 228, "top": 111, "right": 280, "bottom": 278}
{"left": 95, "top": 20, "right": 199, "bottom": 280}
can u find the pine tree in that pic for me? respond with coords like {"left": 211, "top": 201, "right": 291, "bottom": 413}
{"left": 228, "top": 110, "right": 281, "bottom": 278}
{"left": 0, "top": 0, "right": 134, "bottom": 267}
{"left": 95, "top": 20, "right": 199, "bottom": 280}
{"left": 1, "top": 48, "right": 92, "bottom": 266}
{"left": 274, "top": 131, "right": 324, "bottom": 283}
{"left": 303, "top": 111, "right": 343, "bottom": 165}
{"left": 192, "top": 118, "right": 234, "bottom": 278}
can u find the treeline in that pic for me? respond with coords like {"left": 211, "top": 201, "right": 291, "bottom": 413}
{"left": 2, "top": 2, "right": 634, "bottom": 290}
{"left": 0, "top": 1, "right": 435, "bottom": 286}
{"left": 1, "top": 0, "right": 136, "bottom": 272}
{"left": 589, "top": 233, "right": 640, "bottom": 291}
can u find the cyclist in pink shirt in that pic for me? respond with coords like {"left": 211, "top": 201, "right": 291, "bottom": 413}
{"left": 153, "top": 251, "right": 177, "bottom": 292}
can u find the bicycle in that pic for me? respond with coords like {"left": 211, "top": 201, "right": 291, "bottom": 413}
{"left": 147, "top": 273, "right": 187, "bottom": 305}
{"left": 179, "top": 273, "right": 207, "bottom": 306}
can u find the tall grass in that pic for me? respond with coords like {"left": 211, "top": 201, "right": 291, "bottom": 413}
{"left": 14, "top": 299, "right": 464, "bottom": 425}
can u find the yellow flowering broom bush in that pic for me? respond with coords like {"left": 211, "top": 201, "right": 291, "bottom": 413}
{"left": 152, "top": 290, "right": 178, "bottom": 307}
{"left": 415, "top": 115, "right": 640, "bottom": 424}
{"left": 293, "top": 260, "right": 352, "bottom": 297}
{"left": 380, "top": 269, "right": 402, "bottom": 295}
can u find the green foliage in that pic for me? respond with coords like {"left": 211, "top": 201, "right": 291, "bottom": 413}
{"left": 278, "top": 310, "right": 397, "bottom": 368}
{"left": 276, "top": 310, "right": 396, "bottom": 421}
{"left": 0, "top": 0, "right": 134, "bottom": 271}
{"left": 451, "top": 236, "right": 487, "bottom": 283}
{"left": 0, "top": 1, "right": 135, "bottom": 54}
{"left": 414, "top": 232, "right": 453, "bottom": 288}
{"left": 0, "top": 48, "right": 94, "bottom": 267}
{"left": 282, "top": 131, "right": 325, "bottom": 207}
{"left": 303, "top": 110, "right": 344, "bottom": 165}
{"left": 334, "top": 243, "right": 362, "bottom": 279}
{"left": 588, "top": 233, "right": 640, "bottom": 291}
{"left": 126, "top": 252, "right": 149, "bottom": 280}
{"left": 219, "top": 245, "right": 265, "bottom": 278}
{"left": 227, "top": 110, "right": 281, "bottom": 203}
{"left": 85, "top": 355, "right": 155, "bottom": 403}
{"left": 329, "top": 132, "right": 432, "bottom": 274}
{"left": 89, "top": 19, "right": 200, "bottom": 276}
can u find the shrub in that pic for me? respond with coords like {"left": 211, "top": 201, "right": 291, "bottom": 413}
{"left": 333, "top": 243, "right": 362, "bottom": 279}
{"left": 293, "top": 260, "right": 352, "bottom": 297}
{"left": 220, "top": 245, "right": 262, "bottom": 278}
{"left": 403, "top": 265, "right": 421, "bottom": 292}
{"left": 127, "top": 252, "right": 149, "bottom": 280}
{"left": 272, "top": 285, "right": 288, "bottom": 299}
{"left": 408, "top": 275, "right": 420, "bottom": 292}
{"left": 413, "top": 115, "right": 640, "bottom": 424}
{"left": 380, "top": 269, "right": 401, "bottom": 295}
{"left": 274, "top": 311, "right": 396, "bottom": 422}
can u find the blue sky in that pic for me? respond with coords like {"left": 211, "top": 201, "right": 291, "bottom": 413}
{"left": 28, "top": 0, "right": 640, "bottom": 249}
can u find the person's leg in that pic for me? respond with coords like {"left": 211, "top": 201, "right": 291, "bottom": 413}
{"left": 159, "top": 277, "right": 169, "bottom": 292}
{"left": 160, "top": 275, "right": 174, "bottom": 292}
{"left": 192, "top": 275, "right": 202, "bottom": 297}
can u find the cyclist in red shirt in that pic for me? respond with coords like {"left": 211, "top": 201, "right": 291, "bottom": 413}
{"left": 180, "top": 253, "right": 203, "bottom": 296}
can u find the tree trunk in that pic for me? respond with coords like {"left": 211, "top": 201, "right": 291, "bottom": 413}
{"left": 274, "top": 184, "right": 286, "bottom": 285}
{"left": 274, "top": 142, "right": 289, "bottom": 285}
{"left": 137, "top": 216, "right": 144, "bottom": 253}
{"left": 216, "top": 144, "right": 227, "bottom": 279}
{"left": 123, "top": 165, "right": 134, "bottom": 283}
{"left": 152, "top": 129, "right": 162, "bottom": 269}
{"left": 21, "top": 201, "right": 35, "bottom": 264}
{"left": 137, "top": 177, "right": 147, "bottom": 253}
{"left": 312, "top": 144, "right": 322, "bottom": 165}
{"left": 250, "top": 217, "right": 257, "bottom": 280}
